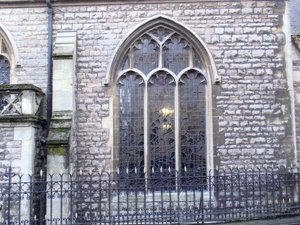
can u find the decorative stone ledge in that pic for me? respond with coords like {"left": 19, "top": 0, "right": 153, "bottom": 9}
{"left": 0, "top": 84, "right": 45, "bottom": 123}
{"left": 47, "top": 111, "right": 72, "bottom": 151}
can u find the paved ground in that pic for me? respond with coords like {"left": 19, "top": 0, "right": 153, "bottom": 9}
{"left": 214, "top": 216, "right": 300, "bottom": 225}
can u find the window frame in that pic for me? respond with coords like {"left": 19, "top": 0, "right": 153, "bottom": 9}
{"left": 0, "top": 24, "right": 21, "bottom": 84}
{"left": 105, "top": 16, "right": 218, "bottom": 179}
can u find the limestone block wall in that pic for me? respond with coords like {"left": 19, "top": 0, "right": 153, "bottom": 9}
{"left": 0, "top": 7, "right": 48, "bottom": 91}
{"left": 0, "top": 0, "right": 296, "bottom": 174}
{"left": 48, "top": 0, "right": 294, "bottom": 171}
{"left": 0, "top": 125, "right": 21, "bottom": 178}
{"left": 0, "top": 124, "right": 42, "bottom": 179}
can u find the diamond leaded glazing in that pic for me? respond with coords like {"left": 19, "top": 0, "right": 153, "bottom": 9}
{"left": 117, "top": 25, "right": 206, "bottom": 187}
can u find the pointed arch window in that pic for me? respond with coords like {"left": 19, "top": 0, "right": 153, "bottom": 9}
{"left": 0, "top": 37, "right": 10, "bottom": 84}
{"left": 116, "top": 25, "right": 208, "bottom": 189}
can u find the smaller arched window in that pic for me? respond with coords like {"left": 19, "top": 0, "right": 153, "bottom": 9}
{"left": 0, "top": 24, "right": 21, "bottom": 85}
{"left": 0, "top": 37, "right": 10, "bottom": 84}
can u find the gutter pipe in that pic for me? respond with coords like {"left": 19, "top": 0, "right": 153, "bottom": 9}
{"left": 46, "top": 0, "right": 53, "bottom": 128}
{"left": 38, "top": 0, "right": 53, "bottom": 167}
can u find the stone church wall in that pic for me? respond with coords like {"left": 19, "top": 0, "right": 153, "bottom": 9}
{"left": 0, "top": 7, "right": 48, "bottom": 91}
{"left": 0, "top": 0, "right": 296, "bottom": 174}
{"left": 0, "top": 126, "right": 20, "bottom": 177}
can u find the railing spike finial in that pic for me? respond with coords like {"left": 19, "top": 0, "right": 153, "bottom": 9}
{"left": 160, "top": 166, "right": 163, "bottom": 173}
{"left": 134, "top": 167, "right": 137, "bottom": 174}
{"left": 79, "top": 169, "right": 82, "bottom": 175}
{"left": 152, "top": 167, "right": 154, "bottom": 174}
{"left": 40, "top": 169, "right": 43, "bottom": 177}
{"left": 126, "top": 167, "right": 129, "bottom": 174}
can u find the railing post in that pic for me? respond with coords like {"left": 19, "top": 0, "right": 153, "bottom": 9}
{"left": 5, "top": 167, "right": 12, "bottom": 225}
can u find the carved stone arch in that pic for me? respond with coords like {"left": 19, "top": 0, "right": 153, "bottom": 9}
{"left": 106, "top": 15, "right": 217, "bottom": 175}
{"left": 0, "top": 24, "right": 21, "bottom": 68}
{"left": 106, "top": 15, "right": 219, "bottom": 86}
{"left": 0, "top": 24, "right": 21, "bottom": 84}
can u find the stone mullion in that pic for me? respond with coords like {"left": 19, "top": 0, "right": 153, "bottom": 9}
{"left": 144, "top": 82, "right": 149, "bottom": 187}
{"left": 174, "top": 82, "right": 180, "bottom": 173}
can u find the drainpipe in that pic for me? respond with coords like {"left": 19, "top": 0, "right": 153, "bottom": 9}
{"left": 46, "top": 0, "right": 53, "bottom": 127}
{"left": 38, "top": 0, "right": 53, "bottom": 169}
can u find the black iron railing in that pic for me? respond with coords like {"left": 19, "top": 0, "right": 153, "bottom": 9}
{"left": 0, "top": 166, "right": 299, "bottom": 224}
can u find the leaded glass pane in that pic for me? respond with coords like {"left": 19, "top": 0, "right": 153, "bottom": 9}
{"left": 121, "top": 54, "right": 129, "bottom": 71}
{"left": 0, "top": 55, "right": 10, "bottom": 84}
{"left": 163, "top": 34, "right": 189, "bottom": 75}
{"left": 194, "top": 50, "right": 202, "bottom": 69}
{"left": 149, "top": 26, "right": 173, "bottom": 42}
{"left": 148, "top": 71, "right": 175, "bottom": 187}
{"left": 2, "top": 41, "right": 8, "bottom": 54}
{"left": 118, "top": 72, "right": 145, "bottom": 188}
{"left": 179, "top": 70, "right": 206, "bottom": 187}
{"left": 117, "top": 24, "right": 208, "bottom": 190}
{"left": 133, "top": 34, "right": 159, "bottom": 75}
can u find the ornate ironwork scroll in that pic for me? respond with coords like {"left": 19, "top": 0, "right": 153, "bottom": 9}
{"left": 118, "top": 72, "right": 145, "bottom": 187}
{"left": 0, "top": 55, "right": 10, "bottom": 85}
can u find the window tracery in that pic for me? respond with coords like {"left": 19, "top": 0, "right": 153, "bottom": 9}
{"left": 116, "top": 25, "right": 208, "bottom": 188}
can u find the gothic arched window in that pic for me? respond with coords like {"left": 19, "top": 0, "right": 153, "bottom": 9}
{"left": 116, "top": 24, "right": 209, "bottom": 188}
{"left": 0, "top": 37, "right": 10, "bottom": 84}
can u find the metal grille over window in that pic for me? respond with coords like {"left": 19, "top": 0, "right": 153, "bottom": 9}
{"left": 0, "top": 55, "right": 10, "bottom": 84}
{"left": 117, "top": 25, "right": 206, "bottom": 189}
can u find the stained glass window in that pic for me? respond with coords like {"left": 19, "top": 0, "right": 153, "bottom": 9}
{"left": 117, "top": 25, "right": 206, "bottom": 188}
{"left": 117, "top": 72, "right": 144, "bottom": 188}
{"left": 179, "top": 70, "right": 206, "bottom": 186}
{"left": 163, "top": 34, "right": 189, "bottom": 75}
{"left": 0, "top": 55, "right": 10, "bottom": 84}
{"left": 148, "top": 72, "right": 175, "bottom": 187}
{"left": 0, "top": 38, "right": 10, "bottom": 84}
{"left": 133, "top": 35, "right": 159, "bottom": 74}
